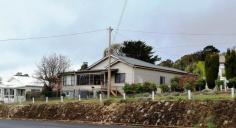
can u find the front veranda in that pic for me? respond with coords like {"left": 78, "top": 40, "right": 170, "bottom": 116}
{"left": 0, "top": 88, "right": 26, "bottom": 103}
{"left": 62, "top": 69, "right": 122, "bottom": 98}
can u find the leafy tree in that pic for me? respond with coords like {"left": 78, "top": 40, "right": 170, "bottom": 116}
{"left": 120, "top": 40, "right": 161, "bottom": 64}
{"left": 159, "top": 59, "right": 174, "bottom": 67}
{"left": 174, "top": 45, "right": 219, "bottom": 71}
{"left": 80, "top": 62, "right": 88, "bottom": 70}
{"left": 174, "top": 54, "right": 196, "bottom": 70}
{"left": 193, "top": 61, "right": 205, "bottom": 79}
{"left": 225, "top": 48, "right": 236, "bottom": 79}
{"left": 205, "top": 54, "right": 219, "bottom": 89}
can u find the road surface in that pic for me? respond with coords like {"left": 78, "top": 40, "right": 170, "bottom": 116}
{"left": 0, "top": 119, "right": 127, "bottom": 128}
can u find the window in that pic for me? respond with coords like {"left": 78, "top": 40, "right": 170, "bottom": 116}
{"left": 77, "top": 74, "right": 104, "bottom": 85}
{"left": 63, "top": 75, "right": 75, "bottom": 86}
{"left": 77, "top": 74, "right": 90, "bottom": 85}
{"left": 115, "top": 73, "right": 125, "bottom": 83}
{"left": 79, "top": 75, "right": 89, "bottom": 85}
{"left": 94, "top": 74, "right": 102, "bottom": 85}
{"left": 18, "top": 89, "right": 25, "bottom": 96}
{"left": 160, "top": 76, "right": 165, "bottom": 85}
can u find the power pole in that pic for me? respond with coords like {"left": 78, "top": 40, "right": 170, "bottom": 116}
{"left": 107, "top": 26, "right": 113, "bottom": 99}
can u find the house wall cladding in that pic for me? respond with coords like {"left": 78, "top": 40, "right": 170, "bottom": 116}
{"left": 134, "top": 67, "right": 181, "bottom": 85}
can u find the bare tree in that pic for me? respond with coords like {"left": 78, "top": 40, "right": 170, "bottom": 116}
{"left": 36, "top": 53, "right": 71, "bottom": 87}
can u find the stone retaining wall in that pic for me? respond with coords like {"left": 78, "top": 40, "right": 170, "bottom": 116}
{"left": 0, "top": 100, "right": 235, "bottom": 127}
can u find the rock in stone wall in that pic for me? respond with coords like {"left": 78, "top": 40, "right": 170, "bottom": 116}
{"left": 0, "top": 100, "right": 235, "bottom": 127}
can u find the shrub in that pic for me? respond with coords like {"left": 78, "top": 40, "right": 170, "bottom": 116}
{"left": 215, "top": 79, "right": 224, "bottom": 90}
{"left": 170, "top": 81, "right": 178, "bottom": 92}
{"left": 227, "top": 77, "right": 236, "bottom": 88}
{"left": 143, "top": 82, "right": 157, "bottom": 92}
{"left": 159, "top": 84, "right": 170, "bottom": 93}
{"left": 135, "top": 83, "right": 144, "bottom": 93}
{"left": 179, "top": 75, "right": 197, "bottom": 91}
{"left": 170, "top": 77, "right": 184, "bottom": 92}
{"left": 123, "top": 82, "right": 157, "bottom": 94}
{"left": 195, "top": 79, "right": 206, "bottom": 91}
{"left": 123, "top": 83, "right": 134, "bottom": 94}
{"left": 184, "top": 81, "right": 194, "bottom": 91}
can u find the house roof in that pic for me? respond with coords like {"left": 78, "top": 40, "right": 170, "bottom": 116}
{"left": 114, "top": 55, "right": 187, "bottom": 74}
{"left": 0, "top": 76, "right": 44, "bottom": 89}
{"left": 88, "top": 55, "right": 188, "bottom": 74}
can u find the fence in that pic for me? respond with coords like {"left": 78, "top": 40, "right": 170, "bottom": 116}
{"left": 2, "top": 88, "right": 236, "bottom": 104}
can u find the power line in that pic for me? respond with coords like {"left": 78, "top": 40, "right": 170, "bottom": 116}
{"left": 113, "top": 0, "right": 128, "bottom": 42}
{"left": 157, "top": 42, "right": 236, "bottom": 50}
{"left": 0, "top": 29, "right": 105, "bottom": 42}
{"left": 114, "top": 29, "right": 236, "bottom": 49}
{"left": 115, "top": 29, "right": 236, "bottom": 36}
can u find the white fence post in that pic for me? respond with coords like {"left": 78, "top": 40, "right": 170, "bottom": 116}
{"left": 32, "top": 97, "right": 35, "bottom": 104}
{"left": 79, "top": 94, "right": 81, "bottom": 101}
{"left": 60, "top": 96, "right": 64, "bottom": 102}
{"left": 123, "top": 93, "right": 126, "bottom": 100}
{"left": 188, "top": 90, "right": 191, "bottom": 100}
{"left": 231, "top": 88, "right": 235, "bottom": 98}
{"left": 46, "top": 97, "right": 48, "bottom": 103}
{"left": 152, "top": 91, "right": 155, "bottom": 101}
{"left": 99, "top": 94, "right": 102, "bottom": 103}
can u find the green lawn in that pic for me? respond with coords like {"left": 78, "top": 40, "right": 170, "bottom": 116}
{"left": 10, "top": 91, "right": 235, "bottom": 105}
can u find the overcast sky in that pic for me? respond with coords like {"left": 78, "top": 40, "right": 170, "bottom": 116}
{"left": 0, "top": 0, "right": 236, "bottom": 79}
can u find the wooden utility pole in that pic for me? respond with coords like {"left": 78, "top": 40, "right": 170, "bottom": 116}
{"left": 107, "top": 26, "right": 113, "bottom": 99}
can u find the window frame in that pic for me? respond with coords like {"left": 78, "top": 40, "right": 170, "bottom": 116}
{"left": 115, "top": 73, "right": 126, "bottom": 83}
{"left": 160, "top": 76, "right": 166, "bottom": 85}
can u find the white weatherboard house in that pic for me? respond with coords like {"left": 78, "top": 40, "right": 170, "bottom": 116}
{"left": 0, "top": 76, "right": 44, "bottom": 103}
{"left": 61, "top": 55, "right": 188, "bottom": 98}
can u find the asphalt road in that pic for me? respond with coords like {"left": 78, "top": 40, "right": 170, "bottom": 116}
{"left": 0, "top": 119, "right": 127, "bottom": 128}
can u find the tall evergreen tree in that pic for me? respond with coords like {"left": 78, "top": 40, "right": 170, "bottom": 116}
{"left": 205, "top": 54, "right": 219, "bottom": 89}
{"left": 202, "top": 45, "right": 220, "bottom": 60}
{"left": 225, "top": 48, "right": 236, "bottom": 79}
{"left": 120, "top": 40, "right": 161, "bottom": 64}
{"left": 80, "top": 62, "right": 88, "bottom": 70}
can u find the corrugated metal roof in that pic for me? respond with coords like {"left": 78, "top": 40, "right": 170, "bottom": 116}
{"left": 0, "top": 76, "right": 44, "bottom": 88}
{"left": 115, "top": 55, "right": 187, "bottom": 74}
